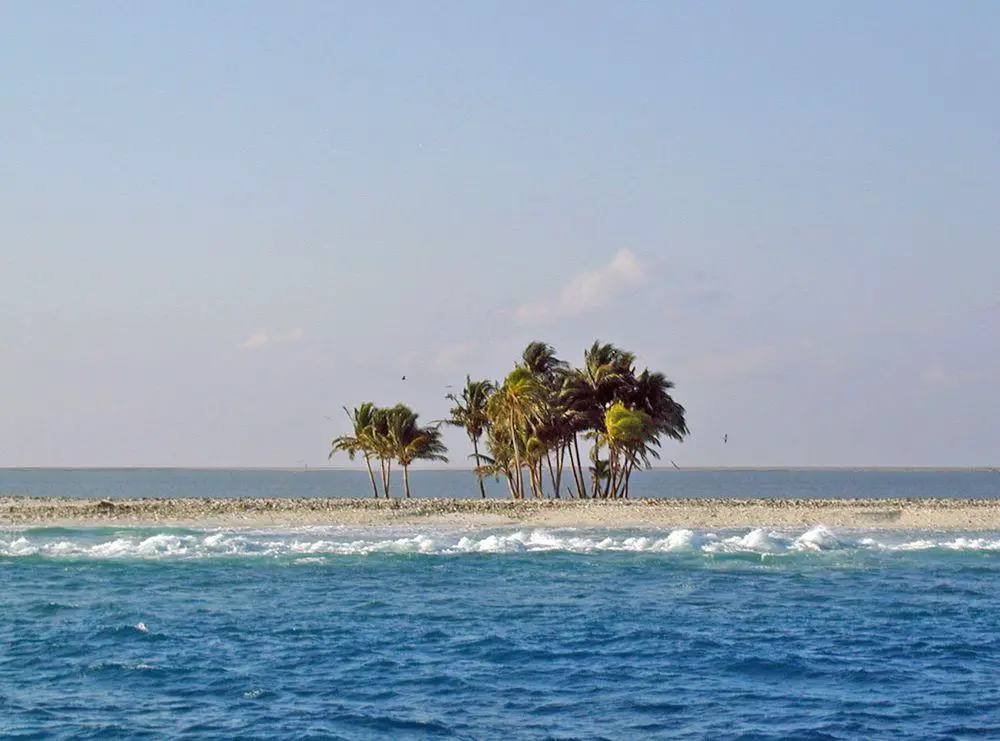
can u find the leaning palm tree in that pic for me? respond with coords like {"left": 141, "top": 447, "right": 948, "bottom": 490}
{"left": 329, "top": 403, "right": 380, "bottom": 498}
{"left": 603, "top": 401, "right": 655, "bottom": 498}
{"left": 386, "top": 404, "right": 449, "bottom": 498}
{"left": 520, "top": 341, "right": 569, "bottom": 383}
{"left": 368, "top": 406, "right": 397, "bottom": 498}
{"left": 520, "top": 342, "right": 571, "bottom": 498}
{"left": 619, "top": 369, "right": 687, "bottom": 497}
{"left": 443, "top": 377, "right": 495, "bottom": 498}
{"left": 561, "top": 341, "right": 642, "bottom": 497}
{"left": 486, "top": 367, "right": 546, "bottom": 499}
{"left": 625, "top": 369, "right": 689, "bottom": 443}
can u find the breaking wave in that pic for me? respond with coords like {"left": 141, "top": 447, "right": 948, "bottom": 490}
{"left": 4, "top": 525, "right": 1000, "bottom": 561}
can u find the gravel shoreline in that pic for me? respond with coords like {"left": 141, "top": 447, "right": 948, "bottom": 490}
{"left": 3, "top": 497, "right": 1000, "bottom": 530}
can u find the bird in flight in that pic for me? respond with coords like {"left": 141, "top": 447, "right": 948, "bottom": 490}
{"left": 401, "top": 375, "right": 407, "bottom": 381}
{"left": 723, "top": 434, "right": 728, "bottom": 444}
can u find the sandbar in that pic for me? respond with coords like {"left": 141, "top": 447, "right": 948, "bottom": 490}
{"left": 2, "top": 497, "right": 1000, "bottom": 530}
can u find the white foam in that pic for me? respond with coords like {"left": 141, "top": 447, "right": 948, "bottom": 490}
{"left": 702, "top": 528, "right": 786, "bottom": 554}
{"left": 791, "top": 525, "right": 842, "bottom": 552}
{"left": 3, "top": 526, "right": 1000, "bottom": 561}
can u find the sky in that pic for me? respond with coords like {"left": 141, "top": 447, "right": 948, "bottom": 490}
{"left": 2, "top": 1, "right": 998, "bottom": 468}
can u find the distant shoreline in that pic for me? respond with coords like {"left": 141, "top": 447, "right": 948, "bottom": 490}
{"left": 4, "top": 497, "right": 1000, "bottom": 531}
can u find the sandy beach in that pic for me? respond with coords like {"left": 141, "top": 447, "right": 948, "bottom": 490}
{"left": 3, "top": 497, "right": 1000, "bottom": 530}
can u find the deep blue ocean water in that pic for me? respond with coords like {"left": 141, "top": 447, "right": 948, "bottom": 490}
{"left": 4, "top": 470, "right": 1000, "bottom": 739}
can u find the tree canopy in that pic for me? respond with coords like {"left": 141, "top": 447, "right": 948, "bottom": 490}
{"left": 329, "top": 340, "right": 688, "bottom": 499}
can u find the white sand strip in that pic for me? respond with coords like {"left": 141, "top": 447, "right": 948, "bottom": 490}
{"left": 3, "top": 497, "right": 1000, "bottom": 530}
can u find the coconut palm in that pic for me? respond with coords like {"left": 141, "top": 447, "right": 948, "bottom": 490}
{"left": 329, "top": 403, "right": 380, "bottom": 498}
{"left": 474, "top": 426, "right": 519, "bottom": 498}
{"left": 560, "top": 342, "right": 634, "bottom": 497}
{"left": 520, "top": 342, "right": 571, "bottom": 498}
{"left": 385, "top": 404, "right": 449, "bottom": 498}
{"left": 331, "top": 339, "right": 687, "bottom": 502}
{"left": 603, "top": 402, "right": 655, "bottom": 498}
{"left": 626, "top": 369, "right": 688, "bottom": 442}
{"left": 521, "top": 341, "right": 569, "bottom": 383}
{"left": 368, "top": 406, "right": 397, "bottom": 498}
{"left": 486, "top": 367, "right": 546, "bottom": 499}
{"left": 443, "top": 377, "right": 495, "bottom": 498}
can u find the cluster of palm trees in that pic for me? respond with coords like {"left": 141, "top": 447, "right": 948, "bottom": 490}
{"left": 329, "top": 403, "right": 447, "bottom": 498}
{"left": 330, "top": 340, "right": 688, "bottom": 499}
{"left": 444, "top": 341, "right": 688, "bottom": 499}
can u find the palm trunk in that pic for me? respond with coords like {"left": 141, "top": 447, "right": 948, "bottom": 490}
{"left": 606, "top": 450, "right": 617, "bottom": 499}
{"left": 611, "top": 453, "right": 627, "bottom": 499}
{"left": 472, "top": 436, "right": 487, "bottom": 498}
{"left": 508, "top": 416, "right": 523, "bottom": 499}
{"left": 566, "top": 445, "right": 577, "bottom": 498}
{"left": 381, "top": 458, "right": 392, "bottom": 499}
{"left": 545, "top": 451, "right": 558, "bottom": 500}
{"left": 623, "top": 460, "right": 633, "bottom": 499}
{"left": 572, "top": 435, "right": 587, "bottom": 499}
{"left": 403, "top": 463, "right": 411, "bottom": 498}
{"left": 504, "top": 469, "right": 517, "bottom": 499}
{"left": 571, "top": 440, "right": 585, "bottom": 498}
{"left": 604, "top": 452, "right": 617, "bottom": 499}
{"left": 590, "top": 443, "right": 602, "bottom": 499}
{"left": 364, "top": 455, "right": 379, "bottom": 499}
{"left": 554, "top": 444, "right": 565, "bottom": 499}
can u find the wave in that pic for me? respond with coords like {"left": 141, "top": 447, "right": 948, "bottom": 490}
{"left": 3, "top": 525, "right": 1000, "bottom": 561}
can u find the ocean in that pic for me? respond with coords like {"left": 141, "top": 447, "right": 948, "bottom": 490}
{"left": 2, "top": 467, "right": 998, "bottom": 501}
{"left": 3, "top": 470, "right": 1000, "bottom": 739}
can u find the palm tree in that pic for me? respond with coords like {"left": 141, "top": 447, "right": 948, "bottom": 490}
{"left": 560, "top": 342, "right": 634, "bottom": 498}
{"left": 407, "top": 424, "right": 449, "bottom": 497}
{"left": 486, "top": 367, "right": 546, "bottom": 499}
{"left": 626, "top": 369, "right": 688, "bottom": 442}
{"left": 603, "top": 402, "right": 655, "bottom": 498}
{"left": 385, "top": 404, "right": 449, "bottom": 498}
{"left": 331, "top": 338, "right": 688, "bottom": 502}
{"left": 520, "top": 342, "right": 571, "bottom": 498}
{"left": 618, "top": 369, "right": 687, "bottom": 497}
{"left": 521, "top": 341, "right": 569, "bottom": 383}
{"left": 329, "top": 403, "right": 380, "bottom": 498}
{"left": 474, "top": 427, "right": 519, "bottom": 498}
{"left": 369, "top": 406, "right": 396, "bottom": 498}
{"left": 443, "top": 377, "right": 495, "bottom": 498}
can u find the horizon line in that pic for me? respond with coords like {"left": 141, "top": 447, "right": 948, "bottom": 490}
{"left": 1, "top": 465, "right": 997, "bottom": 473}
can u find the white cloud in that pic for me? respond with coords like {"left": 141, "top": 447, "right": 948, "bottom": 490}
{"left": 238, "top": 328, "right": 305, "bottom": 351}
{"left": 514, "top": 249, "right": 646, "bottom": 324}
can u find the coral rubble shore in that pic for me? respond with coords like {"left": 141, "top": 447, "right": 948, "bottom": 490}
{"left": 3, "top": 497, "right": 1000, "bottom": 530}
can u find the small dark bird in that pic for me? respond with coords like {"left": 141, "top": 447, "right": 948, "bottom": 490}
{"left": 723, "top": 434, "right": 728, "bottom": 444}
{"left": 401, "top": 375, "right": 407, "bottom": 381}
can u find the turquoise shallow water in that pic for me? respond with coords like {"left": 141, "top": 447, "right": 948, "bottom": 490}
{"left": 3, "top": 471, "right": 1000, "bottom": 739}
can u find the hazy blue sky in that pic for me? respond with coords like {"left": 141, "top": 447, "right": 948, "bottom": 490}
{"left": 3, "top": 1, "right": 998, "bottom": 468}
